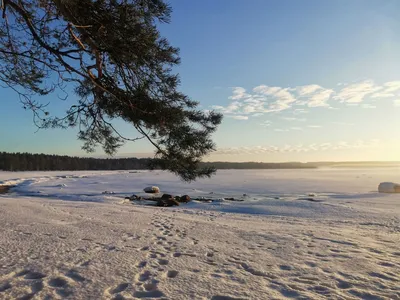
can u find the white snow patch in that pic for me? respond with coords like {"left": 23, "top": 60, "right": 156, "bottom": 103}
{"left": 0, "top": 169, "right": 399, "bottom": 299}
{"left": 378, "top": 182, "right": 400, "bottom": 193}
{"left": 144, "top": 186, "right": 160, "bottom": 193}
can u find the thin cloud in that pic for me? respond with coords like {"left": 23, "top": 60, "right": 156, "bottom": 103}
{"left": 260, "top": 121, "right": 272, "bottom": 127}
{"left": 334, "top": 80, "right": 381, "bottom": 103}
{"left": 361, "top": 104, "right": 376, "bottom": 109}
{"left": 229, "top": 87, "right": 250, "bottom": 100}
{"left": 370, "top": 92, "right": 396, "bottom": 98}
{"left": 274, "top": 128, "right": 289, "bottom": 132}
{"left": 370, "top": 81, "right": 400, "bottom": 98}
{"left": 272, "top": 127, "right": 306, "bottom": 132}
{"left": 307, "top": 89, "right": 334, "bottom": 107}
{"left": 214, "top": 140, "right": 380, "bottom": 155}
{"left": 296, "top": 84, "right": 334, "bottom": 107}
{"left": 253, "top": 85, "right": 296, "bottom": 111}
{"left": 307, "top": 125, "right": 321, "bottom": 128}
{"left": 293, "top": 108, "right": 309, "bottom": 114}
{"left": 281, "top": 117, "right": 307, "bottom": 122}
{"left": 210, "top": 80, "right": 399, "bottom": 120}
{"left": 230, "top": 115, "right": 248, "bottom": 120}
{"left": 382, "top": 81, "right": 400, "bottom": 93}
{"left": 296, "top": 84, "right": 322, "bottom": 96}
{"left": 211, "top": 101, "right": 242, "bottom": 114}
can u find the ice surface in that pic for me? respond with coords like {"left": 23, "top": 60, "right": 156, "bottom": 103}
{"left": 1, "top": 168, "right": 400, "bottom": 218}
{"left": 0, "top": 169, "right": 399, "bottom": 299}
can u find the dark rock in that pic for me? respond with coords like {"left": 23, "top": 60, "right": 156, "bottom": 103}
{"left": 128, "top": 195, "right": 142, "bottom": 201}
{"left": 193, "top": 197, "right": 217, "bottom": 203}
{"left": 223, "top": 197, "right": 244, "bottom": 202}
{"left": 156, "top": 198, "right": 179, "bottom": 207}
{"left": 161, "top": 194, "right": 173, "bottom": 200}
{"left": 169, "top": 198, "right": 180, "bottom": 206}
{"left": 156, "top": 194, "right": 179, "bottom": 207}
{"left": 156, "top": 199, "right": 166, "bottom": 207}
{"left": 179, "top": 195, "right": 191, "bottom": 203}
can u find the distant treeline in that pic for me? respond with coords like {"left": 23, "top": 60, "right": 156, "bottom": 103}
{"left": 1, "top": 152, "right": 398, "bottom": 172}
{"left": 0, "top": 152, "right": 317, "bottom": 171}
{"left": 0, "top": 152, "right": 151, "bottom": 171}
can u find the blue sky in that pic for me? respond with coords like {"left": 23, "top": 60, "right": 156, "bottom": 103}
{"left": 2, "top": 0, "right": 400, "bottom": 162}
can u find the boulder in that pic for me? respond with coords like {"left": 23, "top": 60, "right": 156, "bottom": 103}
{"left": 144, "top": 186, "right": 160, "bottom": 194}
{"left": 170, "top": 198, "right": 180, "bottom": 206}
{"left": 127, "top": 194, "right": 142, "bottom": 201}
{"left": 156, "top": 197, "right": 179, "bottom": 207}
{"left": 156, "top": 199, "right": 166, "bottom": 207}
{"left": 155, "top": 194, "right": 180, "bottom": 207}
{"left": 179, "top": 195, "right": 191, "bottom": 203}
{"left": 378, "top": 182, "right": 400, "bottom": 193}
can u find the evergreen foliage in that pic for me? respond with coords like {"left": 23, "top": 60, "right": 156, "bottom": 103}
{"left": 0, "top": 0, "right": 222, "bottom": 181}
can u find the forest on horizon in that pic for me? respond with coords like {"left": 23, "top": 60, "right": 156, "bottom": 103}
{"left": 0, "top": 152, "right": 399, "bottom": 172}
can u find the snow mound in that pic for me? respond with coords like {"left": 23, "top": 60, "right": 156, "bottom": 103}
{"left": 144, "top": 186, "right": 160, "bottom": 193}
{"left": 378, "top": 182, "right": 400, "bottom": 193}
{"left": 0, "top": 179, "right": 25, "bottom": 186}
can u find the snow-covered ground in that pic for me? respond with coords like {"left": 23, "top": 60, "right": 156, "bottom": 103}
{"left": 0, "top": 169, "right": 399, "bottom": 299}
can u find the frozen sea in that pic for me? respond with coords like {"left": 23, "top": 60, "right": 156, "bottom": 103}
{"left": 0, "top": 168, "right": 399, "bottom": 299}
{"left": 1, "top": 168, "right": 400, "bottom": 219}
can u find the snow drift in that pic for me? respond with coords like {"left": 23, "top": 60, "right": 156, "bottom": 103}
{"left": 378, "top": 182, "right": 400, "bottom": 193}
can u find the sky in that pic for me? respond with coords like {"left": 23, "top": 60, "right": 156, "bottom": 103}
{"left": 1, "top": 0, "right": 400, "bottom": 162}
